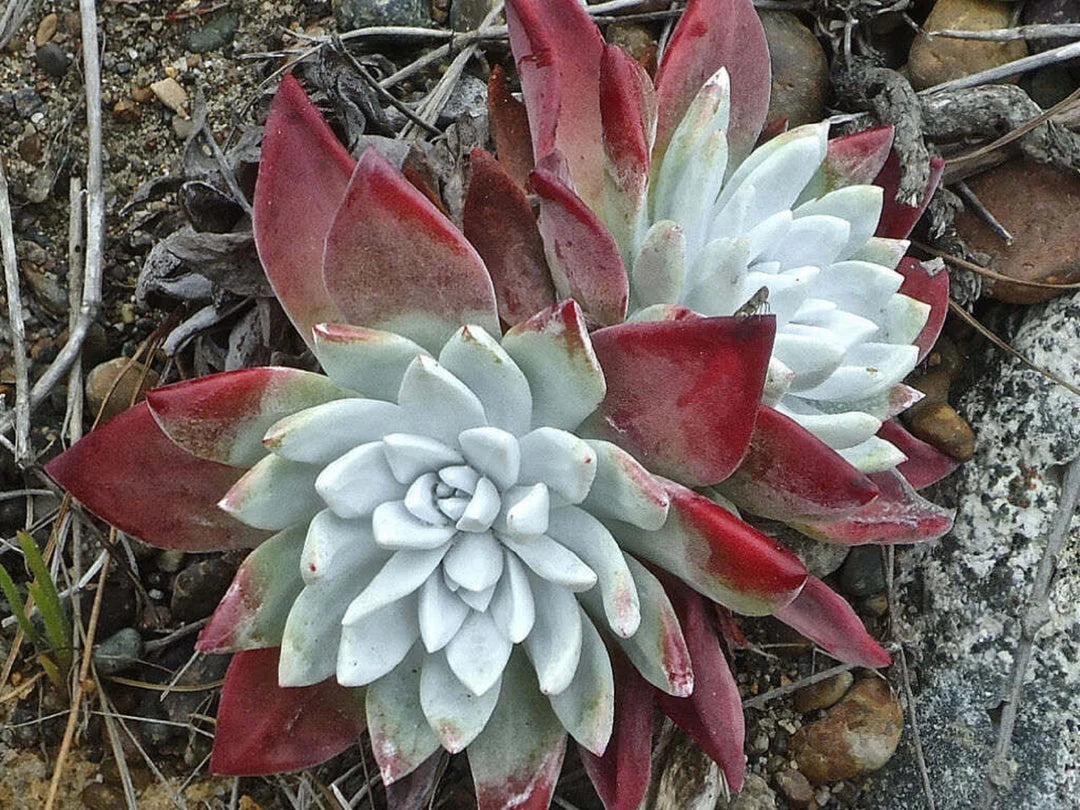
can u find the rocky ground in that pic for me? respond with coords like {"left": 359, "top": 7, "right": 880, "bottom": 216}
{"left": 2, "top": 0, "right": 1080, "bottom": 808}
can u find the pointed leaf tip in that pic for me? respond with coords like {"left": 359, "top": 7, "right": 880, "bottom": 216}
{"left": 254, "top": 74, "right": 352, "bottom": 348}
{"left": 776, "top": 576, "right": 892, "bottom": 668}
{"left": 45, "top": 402, "right": 270, "bottom": 552}
{"left": 654, "top": 0, "right": 771, "bottom": 164}
{"left": 323, "top": 147, "right": 499, "bottom": 353}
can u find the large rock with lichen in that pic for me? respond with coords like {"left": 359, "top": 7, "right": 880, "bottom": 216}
{"left": 865, "top": 290, "right": 1080, "bottom": 808}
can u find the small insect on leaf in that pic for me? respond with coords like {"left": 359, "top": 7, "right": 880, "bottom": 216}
{"left": 734, "top": 286, "right": 770, "bottom": 317}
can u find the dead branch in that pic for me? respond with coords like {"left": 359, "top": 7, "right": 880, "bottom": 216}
{"left": 0, "top": 160, "right": 30, "bottom": 464}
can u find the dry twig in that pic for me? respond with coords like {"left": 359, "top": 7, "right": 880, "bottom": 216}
{"left": 929, "top": 24, "right": 1080, "bottom": 42}
{"left": 0, "top": 159, "right": 30, "bottom": 462}
{"left": 980, "top": 457, "right": 1080, "bottom": 807}
{"left": 921, "top": 39, "right": 1080, "bottom": 93}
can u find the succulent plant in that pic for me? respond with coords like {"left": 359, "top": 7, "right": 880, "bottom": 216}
{"left": 467, "top": 0, "right": 958, "bottom": 544}
{"left": 43, "top": 0, "right": 961, "bottom": 807}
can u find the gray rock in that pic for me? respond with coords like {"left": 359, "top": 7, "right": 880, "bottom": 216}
{"left": 93, "top": 628, "right": 143, "bottom": 675}
{"left": 437, "top": 73, "right": 487, "bottom": 127}
{"left": 334, "top": 0, "right": 431, "bottom": 29}
{"left": 865, "top": 290, "right": 1080, "bottom": 808}
{"left": 34, "top": 43, "right": 71, "bottom": 77}
{"left": 185, "top": 11, "right": 239, "bottom": 53}
{"left": 759, "top": 11, "right": 827, "bottom": 127}
{"left": 839, "top": 545, "right": 886, "bottom": 597}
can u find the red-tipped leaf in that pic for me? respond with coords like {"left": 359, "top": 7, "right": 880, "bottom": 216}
{"left": 211, "top": 647, "right": 365, "bottom": 775}
{"left": 610, "top": 481, "right": 807, "bottom": 616}
{"left": 775, "top": 576, "right": 892, "bottom": 668}
{"left": 719, "top": 406, "right": 880, "bottom": 520}
{"left": 579, "top": 655, "right": 655, "bottom": 810}
{"left": 322, "top": 148, "right": 499, "bottom": 353}
{"left": 530, "top": 154, "right": 629, "bottom": 327}
{"left": 600, "top": 43, "right": 656, "bottom": 208}
{"left": 874, "top": 155, "right": 945, "bottom": 240}
{"left": 793, "top": 469, "right": 954, "bottom": 545}
{"left": 45, "top": 403, "right": 270, "bottom": 552}
{"left": 878, "top": 418, "right": 960, "bottom": 490}
{"left": 656, "top": 582, "right": 746, "bottom": 792}
{"left": 654, "top": 0, "right": 771, "bottom": 165}
{"left": 254, "top": 74, "right": 350, "bottom": 349}
{"left": 488, "top": 65, "right": 535, "bottom": 189}
{"left": 896, "top": 256, "right": 950, "bottom": 362}
{"left": 585, "top": 316, "right": 775, "bottom": 486}
{"left": 505, "top": 0, "right": 606, "bottom": 209}
{"left": 464, "top": 149, "right": 556, "bottom": 326}
{"left": 146, "top": 367, "right": 347, "bottom": 467}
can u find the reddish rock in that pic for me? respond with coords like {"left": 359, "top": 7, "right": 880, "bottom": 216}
{"left": 790, "top": 678, "right": 903, "bottom": 783}
{"left": 954, "top": 161, "right": 1080, "bottom": 304}
{"left": 84, "top": 357, "right": 159, "bottom": 423}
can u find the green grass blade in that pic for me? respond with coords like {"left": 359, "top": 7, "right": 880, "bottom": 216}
{"left": 0, "top": 563, "right": 42, "bottom": 647}
{"left": 17, "top": 531, "right": 73, "bottom": 674}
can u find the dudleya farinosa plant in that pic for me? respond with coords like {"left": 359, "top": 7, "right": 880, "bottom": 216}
{"left": 467, "top": 0, "right": 959, "bottom": 542}
{"left": 44, "top": 2, "right": 958, "bottom": 808}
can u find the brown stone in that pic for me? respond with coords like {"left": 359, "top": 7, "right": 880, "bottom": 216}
{"left": 606, "top": 23, "right": 656, "bottom": 64}
{"left": 84, "top": 357, "right": 159, "bottom": 423}
{"left": 790, "top": 678, "right": 903, "bottom": 783}
{"left": 774, "top": 769, "right": 814, "bottom": 808}
{"left": 727, "top": 773, "right": 778, "bottom": 810}
{"left": 793, "top": 670, "right": 854, "bottom": 714}
{"left": 131, "top": 85, "right": 154, "bottom": 104}
{"left": 150, "top": 77, "right": 189, "bottom": 117}
{"left": 112, "top": 98, "right": 139, "bottom": 122}
{"left": 760, "top": 11, "right": 828, "bottom": 127}
{"left": 908, "top": 0, "right": 1027, "bottom": 90}
{"left": 35, "top": 13, "right": 57, "bottom": 47}
{"left": 903, "top": 401, "right": 976, "bottom": 461}
{"left": 953, "top": 160, "right": 1080, "bottom": 303}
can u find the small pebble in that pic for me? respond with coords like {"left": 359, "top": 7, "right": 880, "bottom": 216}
{"left": 84, "top": 357, "right": 160, "bottom": 423}
{"left": 157, "top": 549, "right": 186, "bottom": 573}
{"left": 186, "top": 11, "right": 239, "bottom": 53}
{"left": 170, "top": 555, "right": 241, "bottom": 623}
{"left": 840, "top": 545, "right": 886, "bottom": 598}
{"left": 92, "top": 628, "right": 143, "bottom": 675}
{"left": 728, "top": 773, "right": 778, "bottom": 810}
{"left": 793, "top": 671, "right": 854, "bottom": 714}
{"left": 34, "top": 43, "right": 70, "bottom": 77}
{"left": 35, "top": 13, "right": 58, "bottom": 47}
{"left": 774, "top": 769, "right": 814, "bottom": 809}
{"left": 150, "top": 76, "right": 188, "bottom": 116}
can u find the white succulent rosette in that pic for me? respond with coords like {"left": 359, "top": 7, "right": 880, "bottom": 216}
{"left": 618, "top": 69, "right": 930, "bottom": 474}
{"left": 212, "top": 309, "right": 704, "bottom": 772}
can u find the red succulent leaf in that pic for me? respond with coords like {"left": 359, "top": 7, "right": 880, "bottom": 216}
{"left": 505, "top": 0, "right": 606, "bottom": 209}
{"left": 877, "top": 419, "right": 960, "bottom": 490}
{"left": 718, "top": 405, "right": 880, "bottom": 520}
{"left": 757, "top": 116, "right": 789, "bottom": 144}
{"left": 821, "top": 126, "right": 895, "bottom": 191}
{"left": 463, "top": 149, "right": 556, "bottom": 326}
{"left": 793, "top": 469, "right": 954, "bottom": 544}
{"left": 146, "top": 367, "right": 347, "bottom": 467}
{"left": 600, "top": 43, "right": 656, "bottom": 205}
{"left": 254, "top": 74, "right": 350, "bottom": 349}
{"left": 488, "top": 65, "right": 535, "bottom": 189}
{"left": 656, "top": 581, "right": 746, "bottom": 792}
{"left": 776, "top": 576, "right": 892, "bottom": 668}
{"left": 322, "top": 148, "right": 500, "bottom": 353}
{"left": 530, "top": 155, "right": 629, "bottom": 326}
{"left": 45, "top": 403, "right": 270, "bottom": 552}
{"left": 874, "top": 155, "right": 945, "bottom": 240}
{"left": 579, "top": 654, "right": 655, "bottom": 810}
{"left": 384, "top": 752, "right": 447, "bottom": 810}
{"left": 614, "top": 481, "right": 807, "bottom": 616}
{"left": 210, "top": 647, "right": 365, "bottom": 775}
{"left": 654, "top": 0, "right": 771, "bottom": 165}
{"left": 584, "top": 316, "right": 774, "bottom": 486}
{"left": 895, "top": 256, "right": 949, "bottom": 362}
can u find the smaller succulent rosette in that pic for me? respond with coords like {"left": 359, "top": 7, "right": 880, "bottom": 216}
{"left": 465, "top": 0, "right": 959, "bottom": 542}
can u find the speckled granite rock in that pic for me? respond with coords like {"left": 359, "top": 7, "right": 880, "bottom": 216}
{"left": 865, "top": 290, "right": 1080, "bottom": 809}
